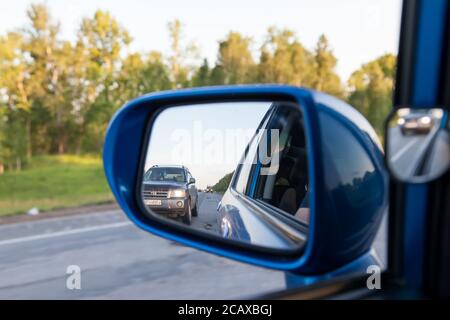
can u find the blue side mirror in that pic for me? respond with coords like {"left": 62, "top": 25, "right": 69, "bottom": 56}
{"left": 103, "top": 85, "right": 387, "bottom": 275}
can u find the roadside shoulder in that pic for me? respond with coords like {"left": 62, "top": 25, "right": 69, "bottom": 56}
{"left": 0, "top": 202, "right": 119, "bottom": 225}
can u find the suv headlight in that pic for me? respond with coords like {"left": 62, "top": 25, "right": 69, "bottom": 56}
{"left": 169, "top": 189, "right": 186, "bottom": 198}
{"left": 419, "top": 116, "right": 431, "bottom": 124}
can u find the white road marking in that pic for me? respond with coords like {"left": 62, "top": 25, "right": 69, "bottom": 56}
{"left": 390, "top": 137, "right": 420, "bottom": 163}
{"left": 0, "top": 221, "right": 132, "bottom": 246}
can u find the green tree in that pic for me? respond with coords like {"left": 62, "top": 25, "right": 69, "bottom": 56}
{"left": 191, "top": 58, "right": 211, "bottom": 87}
{"left": 167, "top": 19, "right": 198, "bottom": 88}
{"left": 257, "top": 27, "right": 314, "bottom": 86}
{"left": 78, "top": 10, "right": 132, "bottom": 152}
{"left": 0, "top": 25, "right": 37, "bottom": 167}
{"left": 311, "top": 34, "right": 344, "bottom": 98}
{"left": 23, "top": 3, "right": 80, "bottom": 155}
{"left": 0, "top": 111, "right": 28, "bottom": 171}
{"left": 117, "top": 51, "right": 172, "bottom": 103}
{"left": 0, "top": 2, "right": 398, "bottom": 172}
{"left": 347, "top": 53, "right": 396, "bottom": 135}
{"left": 212, "top": 172, "right": 234, "bottom": 194}
{"left": 213, "top": 32, "right": 255, "bottom": 84}
{"left": 209, "top": 64, "right": 226, "bottom": 85}
{"left": 0, "top": 35, "right": 29, "bottom": 169}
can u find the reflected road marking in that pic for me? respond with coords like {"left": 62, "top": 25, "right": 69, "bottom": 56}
{"left": 390, "top": 137, "right": 420, "bottom": 163}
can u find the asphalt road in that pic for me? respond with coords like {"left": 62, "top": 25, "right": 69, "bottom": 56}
{"left": 0, "top": 192, "right": 386, "bottom": 299}
{"left": 191, "top": 192, "right": 221, "bottom": 235}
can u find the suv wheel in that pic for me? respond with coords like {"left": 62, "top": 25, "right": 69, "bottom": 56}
{"left": 182, "top": 200, "right": 192, "bottom": 225}
{"left": 192, "top": 198, "right": 198, "bottom": 217}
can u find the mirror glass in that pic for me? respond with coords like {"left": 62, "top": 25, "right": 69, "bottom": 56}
{"left": 140, "top": 101, "right": 309, "bottom": 251}
{"left": 387, "top": 108, "right": 450, "bottom": 183}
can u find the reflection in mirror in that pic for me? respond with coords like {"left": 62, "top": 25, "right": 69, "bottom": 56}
{"left": 387, "top": 108, "right": 450, "bottom": 183}
{"left": 140, "top": 101, "right": 309, "bottom": 251}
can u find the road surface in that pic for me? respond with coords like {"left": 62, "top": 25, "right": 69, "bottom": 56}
{"left": 191, "top": 192, "right": 221, "bottom": 235}
{"left": 388, "top": 125, "right": 438, "bottom": 178}
{"left": 0, "top": 192, "right": 386, "bottom": 299}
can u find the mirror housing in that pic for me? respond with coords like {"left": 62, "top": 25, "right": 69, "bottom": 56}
{"left": 189, "top": 177, "right": 196, "bottom": 184}
{"left": 103, "top": 85, "right": 387, "bottom": 275}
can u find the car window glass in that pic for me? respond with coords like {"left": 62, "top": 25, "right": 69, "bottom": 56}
{"left": 234, "top": 135, "right": 259, "bottom": 194}
{"left": 233, "top": 108, "right": 273, "bottom": 194}
{"left": 144, "top": 167, "right": 186, "bottom": 182}
{"left": 251, "top": 107, "right": 309, "bottom": 223}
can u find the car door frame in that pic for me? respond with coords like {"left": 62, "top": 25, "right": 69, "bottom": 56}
{"left": 261, "top": 0, "right": 450, "bottom": 299}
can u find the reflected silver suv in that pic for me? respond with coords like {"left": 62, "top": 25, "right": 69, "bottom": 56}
{"left": 142, "top": 165, "right": 198, "bottom": 225}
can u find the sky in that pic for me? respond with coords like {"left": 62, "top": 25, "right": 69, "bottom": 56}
{"left": 145, "top": 102, "right": 271, "bottom": 189}
{"left": 0, "top": 0, "right": 402, "bottom": 81}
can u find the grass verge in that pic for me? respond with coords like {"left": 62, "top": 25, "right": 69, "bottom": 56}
{"left": 0, "top": 155, "right": 114, "bottom": 216}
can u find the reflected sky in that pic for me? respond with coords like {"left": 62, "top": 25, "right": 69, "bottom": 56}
{"left": 145, "top": 102, "right": 271, "bottom": 189}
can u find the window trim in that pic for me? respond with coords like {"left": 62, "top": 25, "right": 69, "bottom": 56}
{"left": 231, "top": 103, "right": 276, "bottom": 193}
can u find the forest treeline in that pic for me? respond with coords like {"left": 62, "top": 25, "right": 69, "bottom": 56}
{"left": 0, "top": 3, "right": 395, "bottom": 172}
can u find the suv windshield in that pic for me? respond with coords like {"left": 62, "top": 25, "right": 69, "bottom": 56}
{"left": 144, "top": 168, "right": 186, "bottom": 182}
